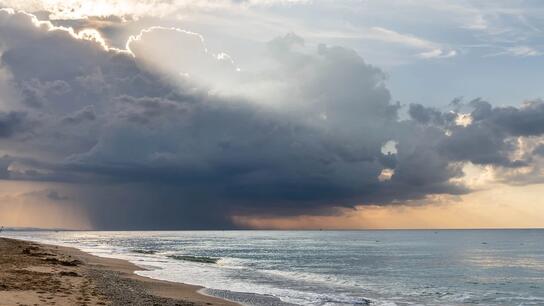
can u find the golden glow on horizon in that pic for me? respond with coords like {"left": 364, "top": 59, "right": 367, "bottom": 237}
{"left": 232, "top": 183, "right": 544, "bottom": 229}
{"left": 0, "top": 181, "right": 92, "bottom": 230}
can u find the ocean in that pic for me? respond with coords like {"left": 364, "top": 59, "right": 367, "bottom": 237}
{"left": 2, "top": 230, "right": 543, "bottom": 305}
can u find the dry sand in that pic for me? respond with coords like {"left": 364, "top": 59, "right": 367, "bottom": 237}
{"left": 0, "top": 237, "right": 240, "bottom": 306}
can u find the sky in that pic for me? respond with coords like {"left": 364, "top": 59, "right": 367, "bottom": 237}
{"left": 0, "top": 0, "right": 543, "bottom": 229}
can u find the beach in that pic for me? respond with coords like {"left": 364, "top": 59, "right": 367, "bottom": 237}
{"left": 0, "top": 237, "right": 238, "bottom": 306}
{"left": 1, "top": 230, "right": 543, "bottom": 305}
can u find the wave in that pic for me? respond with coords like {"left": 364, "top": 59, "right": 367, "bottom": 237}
{"left": 131, "top": 249, "right": 157, "bottom": 254}
{"left": 167, "top": 255, "right": 219, "bottom": 264}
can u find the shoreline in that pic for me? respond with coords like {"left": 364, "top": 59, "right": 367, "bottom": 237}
{"left": 0, "top": 237, "right": 240, "bottom": 306}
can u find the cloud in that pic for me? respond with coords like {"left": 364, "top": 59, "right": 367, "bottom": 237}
{"left": 534, "top": 144, "right": 544, "bottom": 156}
{"left": 0, "top": 155, "right": 12, "bottom": 178}
{"left": 408, "top": 104, "right": 455, "bottom": 126}
{"left": 408, "top": 98, "right": 544, "bottom": 168}
{"left": 19, "top": 79, "right": 71, "bottom": 108}
{"left": 126, "top": 26, "right": 238, "bottom": 86}
{"left": 368, "top": 27, "right": 456, "bottom": 59}
{"left": 469, "top": 99, "right": 544, "bottom": 137}
{"left": 486, "top": 46, "right": 542, "bottom": 58}
{"left": 0, "top": 111, "right": 29, "bottom": 137}
{"left": 45, "top": 190, "right": 69, "bottom": 201}
{"left": 20, "top": 188, "right": 70, "bottom": 201}
{"left": 0, "top": 0, "right": 308, "bottom": 20}
{"left": 1, "top": 9, "right": 544, "bottom": 229}
{"left": 114, "top": 95, "right": 189, "bottom": 124}
{"left": 62, "top": 106, "right": 96, "bottom": 125}
{"left": 505, "top": 46, "right": 541, "bottom": 57}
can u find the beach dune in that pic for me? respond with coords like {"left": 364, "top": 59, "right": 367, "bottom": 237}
{"left": 0, "top": 238, "right": 238, "bottom": 306}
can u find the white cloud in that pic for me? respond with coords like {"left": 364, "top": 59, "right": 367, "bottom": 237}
{"left": 368, "top": 27, "right": 437, "bottom": 50}
{"left": 0, "top": 0, "right": 309, "bottom": 19}
{"left": 0, "top": 8, "right": 128, "bottom": 54}
{"left": 378, "top": 168, "right": 394, "bottom": 182}
{"left": 485, "top": 46, "right": 542, "bottom": 57}
{"left": 419, "top": 48, "right": 457, "bottom": 59}
{"left": 505, "top": 46, "right": 541, "bottom": 57}
{"left": 367, "top": 27, "right": 456, "bottom": 59}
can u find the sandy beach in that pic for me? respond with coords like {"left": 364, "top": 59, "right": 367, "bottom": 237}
{"left": 0, "top": 237, "right": 239, "bottom": 306}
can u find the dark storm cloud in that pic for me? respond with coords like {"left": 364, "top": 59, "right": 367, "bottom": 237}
{"left": 470, "top": 99, "right": 544, "bottom": 136}
{"left": 115, "top": 95, "right": 189, "bottom": 124}
{"left": 408, "top": 99, "right": 544, "bottom": 168}
{"left": 61, "top": 106, "right": 96, "bottom": 125}
{"left": 408, "top": 103, "right": 456, "bottom": 126}
{"left": 1, "top": 9, "right": 544, "bottom": 229}
{"left": 440, "top": 124, "right": 518, "bottom": 166}
{"left": 0, "top": 111, "right": 28, "bottom": 137}
{"left": 19, "top": 79, "right": 71, "bottom": 108}
{"left": 45, "top": 190, "right": 69, "bottom": 201}
{"left": 534, "top": 144, "right": 544, "bottom": 156}
{"left": 0, "top": 155, "right": 12, "bottom": 178}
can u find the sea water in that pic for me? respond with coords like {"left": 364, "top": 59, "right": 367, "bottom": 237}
{"left": 2, "top": 230, "right": 543, "bottom": 305}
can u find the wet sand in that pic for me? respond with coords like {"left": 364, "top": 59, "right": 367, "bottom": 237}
{"left": 0, "top": 237, "right": 239, "bottom": 306}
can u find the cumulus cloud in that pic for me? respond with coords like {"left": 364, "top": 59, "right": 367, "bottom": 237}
{"left": 408, "top": 99, "right": 544, "bottom": 169}
{"left": 1, "top": 9, "right": 543, "bottom": 229}
{"left": 408, "top": 104, "right": 455, "bottom": 126}
{"left": 126, "top": 26, "right": 238, "bottom": 87}
{"left": 469, "top": 99, "right": 544, "bottom": 136}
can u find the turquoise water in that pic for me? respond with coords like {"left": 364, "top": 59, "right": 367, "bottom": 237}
{"left": 3, "top": 230, "right": 543, "bottom": 305}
